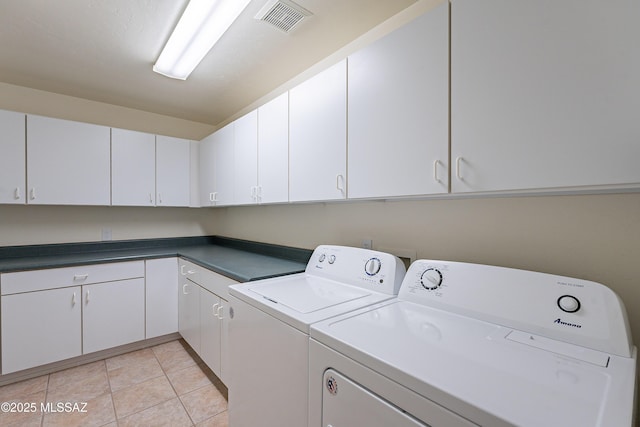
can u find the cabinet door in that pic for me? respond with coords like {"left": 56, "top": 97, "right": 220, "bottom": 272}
{"left": 258, "top": 93, "right": 289, "bottom": 204}
{"left": 1, "top": 286, "right": 81, "bottom": 374}
{"left": 451, "top": 0, "right": 640, "bottom": 193}
{"left": 145, "top": 258, "right": 178, "bottom": 339}
{"left": 179, "top": 279, "right": 201, "bottom": 353}
{"left": 348, "top": 3, "right": 449, "bottom": 199}
{"left": 156, "top": 135, "right": 190, "bottom": 207}
{"left": 234, "top": 110, "right": 258, "bottom": 205}
{"left": 111, "top": 128, "right": 156, "bottom": 206}
{"left": 289, "top": 60, "right": 347, "bottom": 202}
{"left": 219, "top": 297, "right": 230, "bottom": 385}
{"left": 199, "top": 288, "right": 222, "bottom": 377}
{"left": 213, "top": 123, "right": 235, "bottom": 206}
{"left": 198, "top": 134, "right": 216, "bottom": 206}
{"left": 0, "top": 110, "right": 26, "bottom": 204}
{"left": 26, "top": 115, "right": 110, "bottom": 205}
{"left": 82, "top": 278, "right": 145, "bottom": 354}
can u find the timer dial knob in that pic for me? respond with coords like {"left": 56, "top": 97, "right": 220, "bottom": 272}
{"left": 365, "top": 258, "right": 382, "bottom": 276}
{"left": 421, "top": 268, "right": 443, "bottom": 290}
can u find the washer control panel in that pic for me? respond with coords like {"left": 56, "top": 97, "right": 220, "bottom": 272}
{"left": 308, "top": 245, "right": 406, "bottom": 296}
{"left": 398, "top": 259, "right": 633, "bottom": 358}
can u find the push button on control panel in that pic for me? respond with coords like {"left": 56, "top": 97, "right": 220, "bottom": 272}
{"left": 557, "top": 295, "right": 581, "bottom": 313}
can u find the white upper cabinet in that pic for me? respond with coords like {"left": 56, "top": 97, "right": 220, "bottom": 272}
{"left": 198, "top": 123, "right": 235, "bottom": 206}
{"left": 233, "top": 110, "right": 258, "bottom": 205}
{"left": 27, "top": 115, "right": 111, "bottom": 205}
{"left": 451, "top": 0, "right": 640, "bottom": 193}
{"left": 0, "top": 110, "right": 25, "bottom": 204}
{"left": 112, "top": 128, "right": 156, "bottom": 206}
{"left": 289, "top": 59, "right": 347, "bottom": 202}
{"left": 156, "top": 135, "right": 190, "bottom": 207}
{"left": 258, "top": 93, "right": 289, "bottom": 204}
{"left": 198, "top": 133, "right": 216, "bottom": 206}
{"left": 348, "top": 2, "right": 449, "bottom": 199}
{"left": 213, "top": 122, "right": 235, "bottom": 206}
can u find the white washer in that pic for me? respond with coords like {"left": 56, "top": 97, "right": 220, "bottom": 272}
{"left": 309, "top": 260, "right": 637, "bottom": 427}
{"left": 227, "top": 245, "right": 406, "bottom": 427}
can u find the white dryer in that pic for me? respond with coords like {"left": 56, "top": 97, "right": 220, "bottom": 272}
{"left": 227, "top": 245, "right": 406, "bottom": 427}
{"left": 309, "top": 260, "right": 637, "bottom": 426}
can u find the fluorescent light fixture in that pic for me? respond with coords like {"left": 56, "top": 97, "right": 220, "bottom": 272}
{"left": 153, "top": 0, "right": 252, "bottom": 80}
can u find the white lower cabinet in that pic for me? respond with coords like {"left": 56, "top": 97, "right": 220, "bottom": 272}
{"left": 1, "top": 286, "right": 82, "bottom": 374}
{"left": 82, "top": 278, "right": 145, "bottom": 354}
{"left": 0, "top": 261, "right": 145, "bottom": 375}
{"left": 146, "top": 258, "right": 179, "bottom": 339}
{"left": 179, "top": 259, "right": 236, "bottom": 384}
{"left": 199, "top": 289, "right": 223, "bottom": 375}
{"left": 179, "top": 279, "right": 201, "bottom": 353}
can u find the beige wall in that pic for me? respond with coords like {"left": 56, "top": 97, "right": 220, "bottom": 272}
{"left": 0, "top": 82, "right": 215, "bottom": 140}
{"left": 206, "top": 193, "right": 640, "bottom": 346}
{"left": 0, "top": 205, "right": 208, "bottom": 246}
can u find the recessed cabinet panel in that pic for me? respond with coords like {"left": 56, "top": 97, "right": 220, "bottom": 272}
{"left": 234, "top": 110, "right": 258, "bottom": 205}
{"left": 451, "top": 0, "right": 640, "bottom": 193}
{"left": 111, "top": 128, "right": 156, "bottom": 206}
{"left": 258, "top": 93, "right": 289, "bottom": 204}
{"left": 156, "top": 135, "right": 190, "bottom": 207}
{"left": 0, "top": 110, "right": 26, "bottom": 204}
{"left": 348, "top": 3, "right": 449, "bottom": 199}
{"left": 1, "top": 286, "right": 82, "bottom": 374}
{"left": 289, "top": 59, "right": 347, "bottom": 202}
{"left": 26, "top": 115, "right": 111, "bottom": 205}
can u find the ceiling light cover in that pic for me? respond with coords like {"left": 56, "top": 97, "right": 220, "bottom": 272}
{"left": 154, "top": 0, "right": 251, "bottom": 80}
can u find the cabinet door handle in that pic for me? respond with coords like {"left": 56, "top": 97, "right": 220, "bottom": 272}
{"left": 182, "top": 283, "right": 189, "bottom": 294}
{"left": 257, "top": 186, "right": 263, "bottom": 203}
{"left": 149, "top": 193, "right": 153, "bottom": 204}
{"left": 456, "top": 157, "right": 465, "bottom": 181}
{"left": 30, "top": 188, "right": 36, "bottom": 200}
{"left": 14, "top": 187, "right": 21, "bottom": 200}
{"left": 180, "top": 265, "right": 186, "bottom": 275}
{"left": 158, "top": 193, "right": 162, "bottom": 204}
{"left": 73, "top": 274, "right": 89, "bottom": 281}
{"left": 85, "top": 290, "right": 90, "bottom": 304}
{"left": 251, "top": 186, "right": 256, "bottom": 201}
{"left": 216, "top": 304, "right": 224, "bottom": 319}
{"left": 209, "top": 192, "right": 218, "bottom": 203}
{"left": 212, "top": 303, "right": 219, "bottom": 316}
{"left": 336, "top": 174, "right": 345, "bottom": 195}
{"left": 434, "top": 160, "right": 442, "bottom": 183}
{"left": 72, "top": 292, "right": 76, "bottom": 306}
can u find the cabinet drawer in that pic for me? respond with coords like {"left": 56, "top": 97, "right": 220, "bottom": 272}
{"left": 1, "top": 261, "right": 145, "bottom": 295}
{"left": 179, "top": 259, "right": 238, "bottom": 299}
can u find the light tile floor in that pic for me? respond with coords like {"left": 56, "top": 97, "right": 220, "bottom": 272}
{"left": 0, "top": 339, "right": 228, "bottom": 427}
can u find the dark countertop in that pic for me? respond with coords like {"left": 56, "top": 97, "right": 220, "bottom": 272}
{"left": 0, "top": 236, "right": 311, "bottom": 282}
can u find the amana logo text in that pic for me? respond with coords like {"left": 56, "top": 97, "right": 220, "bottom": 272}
{"left": 554, "top": 318, "right": 582, "bottom": 329}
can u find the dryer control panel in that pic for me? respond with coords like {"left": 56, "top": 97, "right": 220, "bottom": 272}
{"left": 399, "top": 260, "right": 633, "bottom": 358}
{"left": 307, "top": 245, "right": 406, "bottom": 296}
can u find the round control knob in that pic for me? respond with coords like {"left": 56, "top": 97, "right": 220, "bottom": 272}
{"left": 328, "top": 255, "right": 336, "bottom": 264}
{"left": 318, "top": 253, "right": 326, "bottom": 262}
{"left": 420, "top": 268, "right": 443, "bottom": 290}
{"left": 365, "top": 258, "right": 382, "bottom": 276}
{"left": 557, "top": 295, "right": 581, "bottom": 313}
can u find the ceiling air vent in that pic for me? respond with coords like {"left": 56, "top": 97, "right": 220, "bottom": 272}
{"left": 255, "top": 0, "right": 312, "bottom": 34}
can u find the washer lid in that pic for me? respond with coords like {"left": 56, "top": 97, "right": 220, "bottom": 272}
{"left": 249, "top": 275, "right": 371, "bottom": 313}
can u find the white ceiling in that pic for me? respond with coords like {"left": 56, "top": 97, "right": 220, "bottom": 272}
{"left": 0, "top": 0, "right": 416, "bottom": 127}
